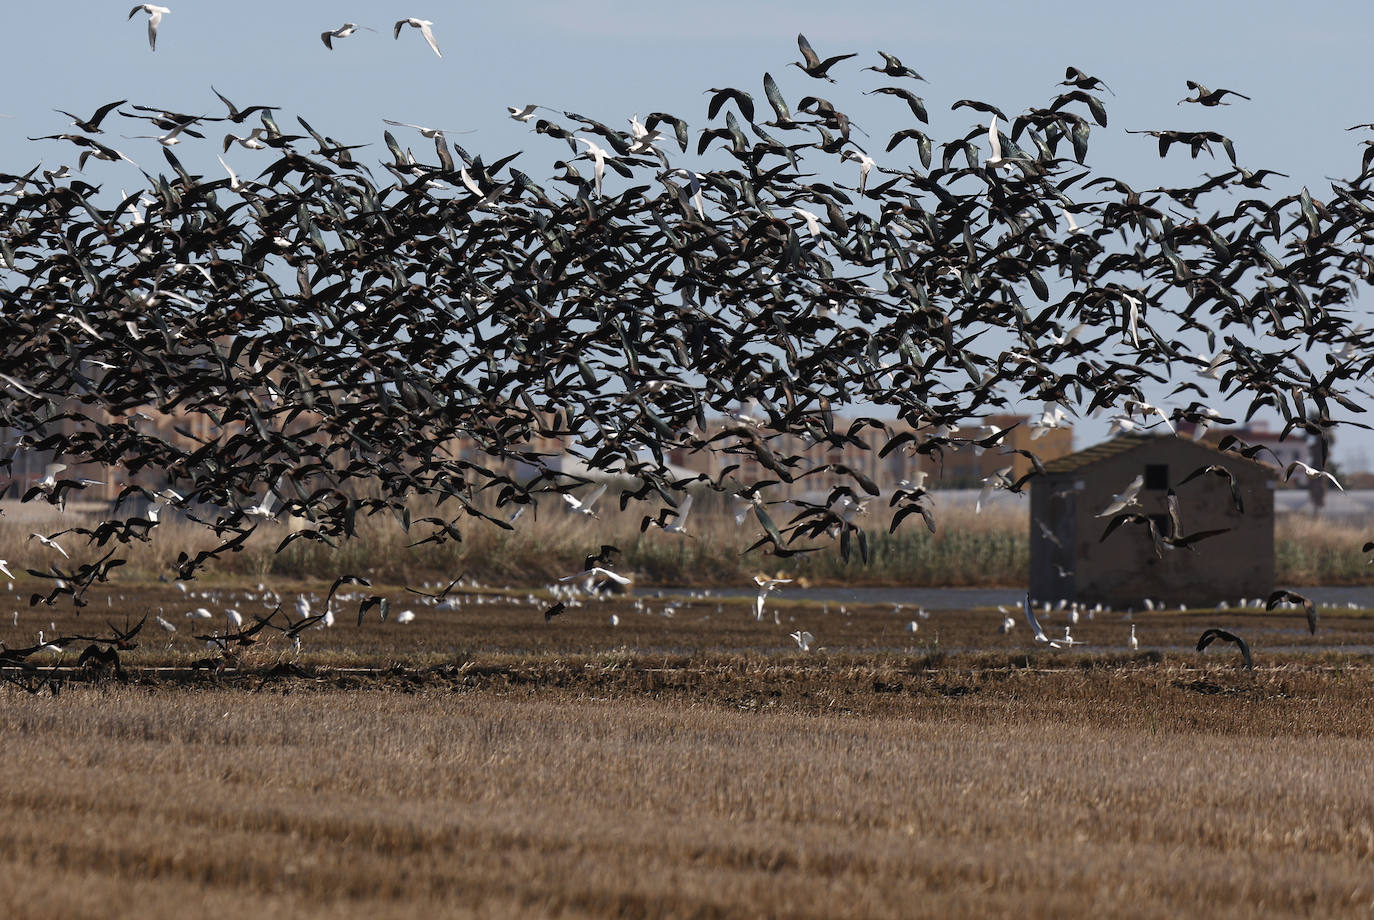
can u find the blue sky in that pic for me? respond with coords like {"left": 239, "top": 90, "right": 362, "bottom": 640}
{"left": 4, "top": 1, "right": 1374, "bottom": 466}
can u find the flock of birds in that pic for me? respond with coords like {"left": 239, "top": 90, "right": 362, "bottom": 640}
{"left": 0, "top": 19, "right": 1371, "bottom": 670}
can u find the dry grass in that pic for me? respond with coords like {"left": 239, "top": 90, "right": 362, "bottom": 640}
{"left": 4, "top": 669, "right": 1374, "bottom": 918}
{"left": 7, "top": 587, "right": 1374, "bottom": 917}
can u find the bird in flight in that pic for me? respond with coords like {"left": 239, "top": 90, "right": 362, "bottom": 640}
{"left": 321, "top": 23, "right": 372, "bottom": 49}
{"left": 1266, "top": 589, "right": 1318, "bottom": 635}
{"left": 394, "top": 18, "right": 441, "bottom": 58}
{"left": 791, "top": 34, "right": 855, "bottom": 82}
{"left": 1179, "top": 81, "right": 1251, "bottom": 106}
{"left": 1196, "top": 628, "right": 1252, "bottom": 669}
{"left": 1284, "top": 461, "right": 1343, "bottom": 491}
{"left": 128, "top": 5, "right": 170, "bottom": 51}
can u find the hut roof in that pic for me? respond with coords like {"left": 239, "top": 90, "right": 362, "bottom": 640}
{"left": 1041, "top": 434, "right": 1275, "bottom": 476}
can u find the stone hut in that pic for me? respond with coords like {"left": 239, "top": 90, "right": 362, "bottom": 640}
{"left": 1029, "top": 435, "right": 1275, "bottom": 607}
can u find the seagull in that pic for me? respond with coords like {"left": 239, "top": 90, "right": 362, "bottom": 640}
{"left": 394, "top": 18, "right": 441, "bottom": 58}
{"left": 508, "top": 105, "right": 540, "bottom": 122}
{"left": 559, "top": 566, "right": 631, "bottom": 593}
{"left": 1284, "top": 461, "right": 1343, "bottom": 492}
{"left": 1022, "top": 594, "right": 1049, "bottom": 643}
{"left": 841, "top": 149, "right": 877, "bottom": 195}
{"left": 562, "top": 483, "right": 606, "bottom": 517}
{"left": 1196, "top": 628, "right": 1252, "bottom": 670}
{"left": 383, "top": 119, "right": 472, "bottom": 139}
{"left": 1096, "top": 474, "right": 1144, "bottom": 517}
{"left": 753, "top": 574, "right": 793, "bottom": 623}
{"left": 789, "top": 630, "right": 815, "bottom": 652}
{"left": 28, "top": 532, "right": 69, "bottom": 559}
{"left": 321, "top": 22, "right": 372, "bottom": 49}
{"left": 574, "top": 137, "right": 610, "bottom": 197}
{"left": 128, "top": 5, "right": 169, "bottom": 51}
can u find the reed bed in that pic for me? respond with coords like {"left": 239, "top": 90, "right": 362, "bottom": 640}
{"left": 0, "top": 501, "right": 1366, "bottom": 587}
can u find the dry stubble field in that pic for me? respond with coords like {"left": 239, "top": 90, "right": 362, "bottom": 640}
{"left": 5, "top": 585, "right": 1374, "bottom": 918}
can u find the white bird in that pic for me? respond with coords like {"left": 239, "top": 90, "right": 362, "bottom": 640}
{"left": 155, "top": 615, "right": 176, "bottom": 633}
{"left": 395, "top": 609, "right": 416, "bottom": 624}
{"left": 1023, "top": 594, "right": 1049, "bottom": 643}
{"left": 28, "top": 532, "right": 69, "bottom": 559}
{"left": 1285, "top": 461, "right": 1343, "bottom": 491}
{"left": 321, "top": 22, "right": 372, "bottom": 49}
{"left": 128, "top": 5, "right": 169, "bottom": 51}
{"left": 659, "top": 493, "right": 693, "bottom": 535}
{"left": 574, "top": 137, "right": 610, "bottom": 197}
{"left": 562, "top": 483, "right": 606, "bottom": 517}
{"left": 187, "top": 607, "right": 213, "bottom": 620}
{"left": 1129, "top": 624, "right": 1139, "bottom": 650}
{"left": 985, "top": 116, "right": 1014, "bottom": 169}
{"left": 559, "top": 566, "right": 632, "bottom": 592}
{"left": 999, "top": 615, "right": 1016, "bottom": 634}
{"left": 1096, "top": 474, "right": 1144, "bottom": 517}
{"left": 394, "top": 18, "right": 441, "bottom": 57}
{"left": 976, "top": 466, "right": 1015, "bottom": 513}
{"left": 508, "top": 104, "right": 540, "bottom": 122}
{"left": 789, "top": 630, "right": 815, "bottom": 652}
{"left": 792, "top": 206, "right": 823, "bottom": 239}
{"left": 225, "top": 608, "right": 243, "bottom": 629}
{"left": 245, "top": 489, "right": 277, "bottom": 520}
{"left": 753, "top": 574, "right": 793, "bottom": 623}
{"left": 842, "top": 149, "right": 877, "bottom": 194}
{"left": 906, "top": 620, "right": 919, "bottom": 633}
{"left": 609, "top": 614, "right": 620, "bottom": 627}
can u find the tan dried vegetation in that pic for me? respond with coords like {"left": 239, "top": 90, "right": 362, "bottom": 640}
{"left": 5, "top": 589, "right": 1374, "bottom": 917}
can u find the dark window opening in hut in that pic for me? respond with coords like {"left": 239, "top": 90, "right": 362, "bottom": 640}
{"left": 1144, "top": 464, "right": 1169, "bottom": 490}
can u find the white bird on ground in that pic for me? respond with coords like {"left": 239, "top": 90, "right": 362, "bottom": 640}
{"left": 789, "top": 630, "right": 815, "bottom": 652}
{"left": 395, "top": 609, "right": 416, "bottom": 624}
{"left": 906, "top": 620, "right": 919, "bottom": 633}
{"left": 128, "top": 5, "right": 170, "bottom": 51}
{"left": 1129, "top": 624, "right": 1139, "bottom": 650}
{"left": 187, "top": 607, "right": 213, "bottom": 620}
{"left": 28, "top": 532, "right": 69, "bottom": 559}
{"left": 394, "top": 18, "right": 441, "bottom": 57}
{"left": 225, "top": 608, "right": 243, "bottom": 629}
{"left": 1284, "top": 461, "right": 1343, "bottom": 491}
{"left": 155, "top": 615, "right": 176, "bottom": 633}
{"left": 609, "top": 614, "right": 620, "bottom": 627}
{"left": 753, "top": 574, "right": 793, "bottom": 623}
{"left": 562, "top": 483, "right": 607, "bottom": 517}
{"left": 574, "top": 137, "right": 610, "bottom": 197}
{"left": 1096, "top": 474, "right": 1144, "bottom": 517}
{"left": 999, "top": 615, "right": 1016, "bottom": 634}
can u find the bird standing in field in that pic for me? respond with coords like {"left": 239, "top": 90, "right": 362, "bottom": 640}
{"left": 128, "top": 5, "right": 169, "bottom": 50}
{"left": 394, "top": 18, "right": 441, "bottom": 57}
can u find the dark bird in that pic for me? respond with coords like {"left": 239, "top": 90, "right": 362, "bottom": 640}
{"left": 791, "top": 34, "right": 856, "bottom": 82}
{"left": 1179, "top": 81, "right": 1251, "bottom": 106}
{"left": 543, "top": 601, "right": 566, "bottom": 622}
{"left": 1175, "top": 463, "right": 1244, "bottom": 512}
{"left": 863, "top": 51, "right": 924, "bottom": 81}
{"left": 56, "top": 100, "right": 127, "bottom": 134}
{"left": 1196, "top": 628, "right": 1253, "bottom": 669}
{"left": 1266, "top": 589, "right": 1318, "bottom": 635}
